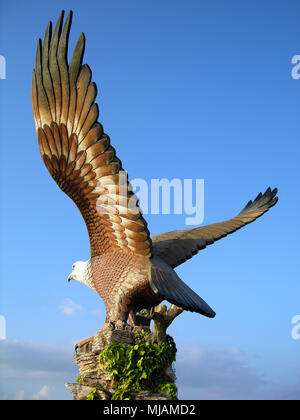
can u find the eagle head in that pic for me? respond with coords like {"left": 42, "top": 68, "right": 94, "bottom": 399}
{"left": 67, "top": 260, "right": 92, "bottom": 288}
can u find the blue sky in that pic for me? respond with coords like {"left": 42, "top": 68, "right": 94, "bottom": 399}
{"left": 0, "top": 0, "right": 299, "bottom": 399}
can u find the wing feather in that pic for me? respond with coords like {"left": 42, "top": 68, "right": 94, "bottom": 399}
{"left": 49, "top": 11, "right": 63, "bottom": 122}
{"left": 42, "top": 22, "right": 56, "bottom": 121}
{"left": 74, "top": 65, "right": 92, "bottom": 134}
{"left": 68, "top": 33, "right": 85, "bottom": 134}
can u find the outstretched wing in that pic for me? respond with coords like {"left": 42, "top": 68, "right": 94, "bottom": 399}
{"left": 32, "top": 11, "right": 151, "bottom": 257}
{"left": 152, "top": 187, "right": 278, "bottom": 268}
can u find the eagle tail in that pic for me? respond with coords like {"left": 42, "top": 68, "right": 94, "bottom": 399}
{"left": 150, "top": 260, "right": 216, "bottom": 318}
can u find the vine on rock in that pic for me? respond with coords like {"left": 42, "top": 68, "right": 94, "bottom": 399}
{"left": 96, "top": 333, "right": 177, "bottom": 400}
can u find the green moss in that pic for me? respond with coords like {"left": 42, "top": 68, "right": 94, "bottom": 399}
{"left": 85, "top": 385, "right": 106, "bottom": 400}
{"left": 98, "top": 334, "right": 177, "bottom": 400}
{"left": 159, "top": 383, "right": 178, "bottom": 400}
{"left": 76, "top": 375, "right": 82, "bottom": 385}
{"left": 86, "top": 387, "right": 100, "bottom": 400}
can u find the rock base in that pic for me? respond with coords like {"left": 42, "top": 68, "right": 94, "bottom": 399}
{"left": 66, "top": 327, "right": 177, "bottom": 400}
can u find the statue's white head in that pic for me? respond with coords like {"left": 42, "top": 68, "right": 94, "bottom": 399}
{"left": 67, "top": 260, "right": 93, "bottom": 290}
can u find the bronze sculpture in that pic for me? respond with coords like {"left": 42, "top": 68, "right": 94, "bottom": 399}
{"left": 32, "top": 11, "right": 278, "bottom": 349}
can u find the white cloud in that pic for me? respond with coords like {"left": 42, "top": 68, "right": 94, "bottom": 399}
{"left": 60, "top": 298, "right": 83, "bottom": 316}
{"left": 32, "top": 385, "right": 50, "bottom": 400}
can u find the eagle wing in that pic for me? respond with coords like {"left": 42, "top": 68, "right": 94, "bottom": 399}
{"left": 32, "top": 11, "right": 151, "bottom": 258}
{"left": 152, "top": 187, "right": 278, "bottom": 268}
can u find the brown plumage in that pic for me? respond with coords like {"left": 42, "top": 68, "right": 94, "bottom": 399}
{"left": 32, "top": 11, "right": 278, "bottom": 332}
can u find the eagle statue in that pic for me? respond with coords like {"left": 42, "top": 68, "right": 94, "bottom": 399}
{"left": 32, "top": 11, "right": 278, "bottom": 347}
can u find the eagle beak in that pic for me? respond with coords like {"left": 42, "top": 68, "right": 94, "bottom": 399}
{"left": 67, "top": 273, "right": 73, "bottom": 282}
